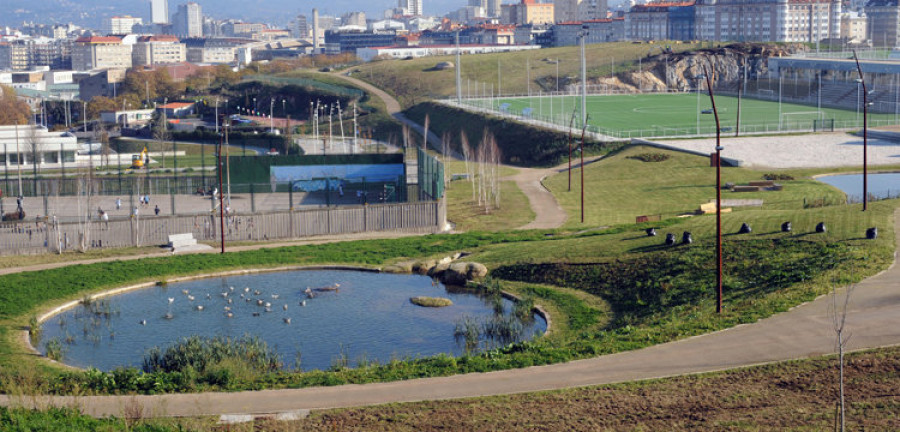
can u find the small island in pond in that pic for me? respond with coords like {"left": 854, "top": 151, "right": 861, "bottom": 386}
{"left": 410, "top": 296, "right": 453, "bottom": 307}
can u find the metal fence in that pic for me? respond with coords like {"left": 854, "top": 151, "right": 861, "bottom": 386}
{"left": 0, "top": 199, "right": 445, "bottom": 256}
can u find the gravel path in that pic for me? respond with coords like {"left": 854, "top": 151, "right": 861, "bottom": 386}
{"left": 662, "top": 132, "right": 900, "bottom": 169}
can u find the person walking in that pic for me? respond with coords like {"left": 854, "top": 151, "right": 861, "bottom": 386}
{"left": 101, "top": 210, "right": 109, "bottom": 230}
{"left": 115, "top": 197, "right": 122, "bottom": 210}
{"left": 154, "top": 205, "right": 160, "bottom": 216}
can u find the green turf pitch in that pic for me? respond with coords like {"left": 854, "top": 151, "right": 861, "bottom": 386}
{"left": 487, "top": 93, "right": 896, "bottom": 136}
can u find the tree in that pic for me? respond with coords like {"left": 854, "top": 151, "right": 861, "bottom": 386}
{"left": 86, "top": 96, "right": 118, "bottom": 121}
{"left": 24, "top": 123, "right": 42, "bottom": 193}
{"left": 0, "top": 85, "right": 31, "bottom": 125}
{"left": 831, "top": 281, "right": 854, "bottom": 432}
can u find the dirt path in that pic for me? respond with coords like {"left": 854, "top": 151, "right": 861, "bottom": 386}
{"left": 330, "top": 72, "right": 574, "bottom": 230}
{"left": 4, "top": 210, "right": 896, "bottom": 418}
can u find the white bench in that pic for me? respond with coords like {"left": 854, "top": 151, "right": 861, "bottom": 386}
{"left": 167, "top": 233, "right": 197, "bottom": 250}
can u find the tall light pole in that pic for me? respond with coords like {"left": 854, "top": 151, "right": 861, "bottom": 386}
{"left": 579, "top": 25, "right": 588, "bottom": 127}
{"left": 270, "top": 99, "right": 275, "bottom": 133}
{"left": 455, "top": 31, "right": 462, "bottom": 104}
{"left": 702, "top": 63, "right": 724, "bottom": 314}
{"left": 215, "top": 97, "right": 219, "bottom": 133}
{"left": 853, "top": 50, "right": 869, "bottom": 211}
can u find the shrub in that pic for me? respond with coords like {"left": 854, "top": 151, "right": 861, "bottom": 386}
{"left": 627, "top": 153, "right": 671, "bottom": 163}
{"left": 142, "top": 334, "right": 282, "bottom": 376}
{"left": 763, "top": 173, "right": 795, "bottom": 181}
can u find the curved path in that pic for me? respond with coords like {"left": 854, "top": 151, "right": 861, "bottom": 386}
{"left": 2, "top": 210, "right": 897, "bottom": 418}
{"left": 329, "top": 72, "right": 572, "bottom": 230}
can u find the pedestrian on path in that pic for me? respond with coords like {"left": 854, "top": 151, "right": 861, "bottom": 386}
{"left": 154, "top": 205, "right": 160, "bottom": 216}
{"left": 115, "top": 197, "right": 122, "bottom": 210}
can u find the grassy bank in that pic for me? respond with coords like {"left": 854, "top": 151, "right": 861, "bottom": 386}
{"left": 405, "top": 101, "right": 623, "bottom": 167}
{"left": 352, "top": 41, "right": 705, "bottom": 108}
{"left": 4, "top": 345, "right": 898, "bottom": 430}
{"left": 544, "top": 146, "right": 856, "bottom": 228}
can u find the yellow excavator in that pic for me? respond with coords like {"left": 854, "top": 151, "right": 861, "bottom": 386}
{"left": 131, "top": 147, "right": 148, "bottom": 169}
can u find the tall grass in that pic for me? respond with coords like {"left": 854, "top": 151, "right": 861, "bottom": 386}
{"left": 142, "top": 334, "right": 282, "bottom": 376}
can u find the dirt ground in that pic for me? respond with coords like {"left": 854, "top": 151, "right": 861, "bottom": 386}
{"left": 244, "top": 347, "right": 900, "bottom": 431}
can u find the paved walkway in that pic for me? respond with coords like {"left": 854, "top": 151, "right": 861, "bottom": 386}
{"left": 2, "top": 210, "right": 896, "bottom": 418}
{"left": 329, "top": 72, "right": 572, "bottom": 230}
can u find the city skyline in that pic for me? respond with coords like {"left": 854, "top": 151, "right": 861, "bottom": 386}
{"left": 0, "top": 0, "right": 471, "bottom": 28}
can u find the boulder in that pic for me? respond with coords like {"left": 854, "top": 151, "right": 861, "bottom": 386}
{"left": 412, "top": 260, "right": 437, "bottom": 275}
{"left": 441, "top": 262, "right": 471, "bottom": 285}
{"left": 428, "top": 261, "right": 451, "bottom": 278}
{"left": 466, "top": 262, "right": 488, "bottom": 280}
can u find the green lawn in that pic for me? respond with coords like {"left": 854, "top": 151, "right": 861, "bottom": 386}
{"left": 445, "top": 180, "right": 533, "bottom": 232}
{"left": 486, "top": 93, "right": 898, "bottom": 138}
{"left": 544, "top": 146, "right": 848, "bottom": 228}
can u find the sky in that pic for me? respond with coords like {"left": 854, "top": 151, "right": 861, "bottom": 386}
{"left": 0, "top": 0, "right": 461, "bottom": 28}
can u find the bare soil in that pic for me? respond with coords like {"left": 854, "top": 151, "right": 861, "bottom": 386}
{"left": 250, "top": 347, "right": 900, "bottom": 431}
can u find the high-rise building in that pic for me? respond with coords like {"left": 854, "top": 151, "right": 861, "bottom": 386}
{"left": 103, "top": 15, "right": 143, "bottom": 35}
{"left": 294, "top": 15, "right": 310, "bottom": 38}
{"left": 341, "top": 12, "right": 367, "bottom": 27}
{"left": 398, "top": 0, "right": 423, "bottom": 16}
{"left": 173, "top": 2, "right": 203, "bottom": 38}
{"left": 151, "top": 0, "right": 169, "bottom": 25}
{"left": 71, "top": 36, "right": 132, "bottom": 71}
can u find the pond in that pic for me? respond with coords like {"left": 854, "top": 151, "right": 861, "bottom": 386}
{"left": 817, "top": 172, "right": 900, "bottom": 203}
{"left": 38, "top": 270, "right": 546, "bottom": 372}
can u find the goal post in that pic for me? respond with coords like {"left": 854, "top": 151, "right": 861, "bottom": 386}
{"left": 781, "top": 111, "right": 826, "bottom": 131}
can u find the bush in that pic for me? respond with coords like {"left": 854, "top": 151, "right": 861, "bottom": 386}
{"left": 763, "top": 173, "right": 794, "bottom": 181}
{"left": 627, "top": 153, "right": 671, "bottom": 163}
{"left": 142, "top": 334, "right": 282, "bottom": 376}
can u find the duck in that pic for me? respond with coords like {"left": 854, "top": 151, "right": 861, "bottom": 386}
{"left": 257, "top": 299, "right": 264, "bottom": 306}
{"left": 300, "top": 300, "right": 307, "bottom": 307}
{"left": 283, "top": 304, "right": 288, "bottom": 311}
{"left": 283, "top": 317, "right": 291, "bottom": 324}
{"left": 253, "top": 290, "right": 261, "bottom": 296}
{"left": 264, "top": 302, "right": 272, "bottom": 308}
{"left": 265, "top": 307, "right": 273, "bottom": 313}
{"left": 206, "top": 293, "right": 211, "bottom": 299}
{"left": 252, "top": 312, "right": 260, "bottom": 317}
{"left": 271, "top": 294, "right": 280, "bottom": 299}
{"left": 244, "top": 287, "right": 250, "bottom": 293}
{"left": 229, "top": 286, "right": 235, "bottom": 292}
{"left": 167, "top": 298, "right": 175, "bottom": 304}
{"left": 220, "top": 292, "right": 229, "bottom": 298}
{"left": 164, "top": 313, "right": 174, "bottom": 320}
{"left": 187, "top": 295, "right": 195, "bottom": 301}
{"left": 139, "top": 319, "right": 147, "bottom": 325}
{"left": 196, "top": 305, "right": 204, "bottom": 311}
{"left": 226, "top": 312, "right": 233, "bottom": 318}
{"left": 227, "top": 298, "right": 233, "bottom": 304}
{"left": 181, "top": 289, "right": 189, "bottom": 295}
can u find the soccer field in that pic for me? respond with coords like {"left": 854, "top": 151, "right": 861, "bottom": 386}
{"left": 478, "top": 93, "right": 899, "bottom": 138}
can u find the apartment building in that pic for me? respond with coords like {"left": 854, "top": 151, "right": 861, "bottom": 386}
{"left": 132, "top": 35, "right": 186, "bottom": 66}
{"left": 71, "top": 36, "right": 132, "bottom": 71}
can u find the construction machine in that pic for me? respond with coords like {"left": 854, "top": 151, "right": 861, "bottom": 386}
{"left": 131, "top": 147, "right": 148, "bottom": 169}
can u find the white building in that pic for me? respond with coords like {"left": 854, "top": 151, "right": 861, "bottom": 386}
{"left": 398, "top": 0, "right": 424, "bottom": 16}
{"left": 132, "top": 35, "right": 186, "bottom": 66}
{"left": 694, "top": 0, "right": 841, "bottom": 43}
{"left": 103, "top": 15, "right": 143, "bottom": 35}
{"left": 0, "top": 125, "right": 79, "bottom": 171}
{"left": 173, "top": 2, "right": 203, "bottom": 38}
{"left": 151, "top": 0, "right": 170, "bottom": 24}
{"left": 357, "top": 43, "right": 540, "bottom": 62}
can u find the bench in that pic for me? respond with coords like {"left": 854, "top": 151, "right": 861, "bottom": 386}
{"left": 748, "top": 180, "right": 775, "bottom": 187}
{"left": 732, "top": 185, "right": 761, "bottom": 192}
{"left": 167, "top": 233, "right": 197, "bottom": 250}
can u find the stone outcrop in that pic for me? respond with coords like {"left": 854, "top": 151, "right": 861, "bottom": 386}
{"left": 558, "top": 43, "right": 808, "bottom": 94}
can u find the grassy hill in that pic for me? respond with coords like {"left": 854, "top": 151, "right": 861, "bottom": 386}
{"left": 352, "top": 41, "right": 705, "bottom": 108}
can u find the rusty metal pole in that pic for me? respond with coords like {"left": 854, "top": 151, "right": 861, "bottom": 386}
{"left": 568, "top": 110, "right": 576, "bottom": 192}
{"left": 704, "top": 64, "right": 724, "bottom": 314}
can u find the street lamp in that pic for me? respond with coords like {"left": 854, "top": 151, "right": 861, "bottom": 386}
{"left": 270, "top": 99, "right": 275, "bottom": 133}
{"left": 701, "top": 63, "right": 724, "bottom": 314}
{"left": 282, "top": 99, "right": 286, "bottom": 131}
{"left": 853, "top": 51, "right": 869, "bottom": 211}
{"left": 579, "top": 25, "right": 589, "bottom": 128}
